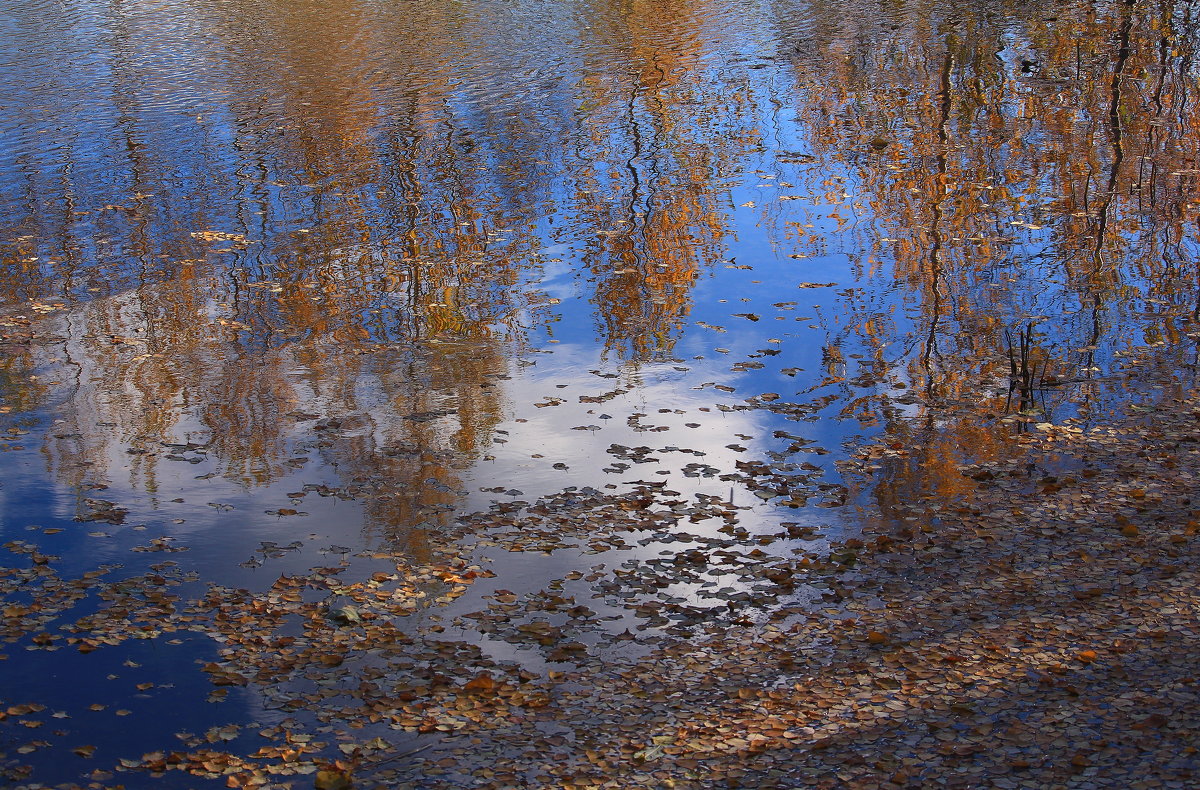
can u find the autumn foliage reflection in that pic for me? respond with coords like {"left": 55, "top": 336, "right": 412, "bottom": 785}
{"left": 2, "top": 0, "right": 1200, "bottom": 542}
{"left": 0, "top": 0, "right": 771, "bottom": 546}
{"left": 780, "top": 0, "right": 1200, "bottom": 518}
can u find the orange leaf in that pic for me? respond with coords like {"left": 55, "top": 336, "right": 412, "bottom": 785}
{"left": 463, "top": 672, "right": 497, "bottom": 694}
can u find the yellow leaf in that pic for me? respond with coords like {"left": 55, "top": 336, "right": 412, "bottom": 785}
{"left": 314, "top": 769, "right": 353, "bottom": 790}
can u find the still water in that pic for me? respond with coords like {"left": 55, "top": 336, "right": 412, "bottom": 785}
{"left": 2, "top": 0, "right": 1198, "bottom": 785}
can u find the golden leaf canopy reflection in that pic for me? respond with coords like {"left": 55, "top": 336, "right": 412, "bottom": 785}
{"left": 2, "top": 0, "right": 1200, "bottom": 541}
{"left": 780, "top": 0, "right": 1200, "bottom": 522}
{"left": 560, "top": 0, "right": 761, "bottom": 360}
{"left": 0, "top": 0, "right": 778, "bottom": 548}
{"left": 39, "top": 283, "right": 507, "bottom": 555}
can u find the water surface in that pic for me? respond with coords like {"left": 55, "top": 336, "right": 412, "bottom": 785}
{"left": 2, "top": 0, "right": 1199, "bottom": 785}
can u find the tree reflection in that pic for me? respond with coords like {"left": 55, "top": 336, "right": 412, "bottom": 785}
{"left": 0, "top": 0, "right": 777, "bottom": 546}
{"left": 782, "top": 0, "right": 1200, "bottom": 519}
{"left": 563, "top": 0, "right": 759, "bottom": 360}
{"left": 3, "top": 0, "right": 1200, "bottom": 541}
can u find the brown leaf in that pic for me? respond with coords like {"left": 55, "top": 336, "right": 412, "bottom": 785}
{"left": 463, "top": 672, "right": 497, "bottom": 694}
{"left": 314, "top": 770, "right": 353, "bottom": 790}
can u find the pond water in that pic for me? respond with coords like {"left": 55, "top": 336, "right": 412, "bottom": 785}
{"left": 2, "top": 0, "right": 1199, "bottom": 785}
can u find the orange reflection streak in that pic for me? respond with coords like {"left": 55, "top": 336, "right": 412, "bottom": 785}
{"left": 785, "top": 0, "right": 1200, "bottom": 514}
{"left": 571, "top": 0, "right": 756, "bottom": 360}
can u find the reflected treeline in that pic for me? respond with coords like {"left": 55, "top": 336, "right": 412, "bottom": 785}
{"left": 0, "top": 0, "right": 760, "bottom": 354}
{"left": 781, "top": 0, "right": 1200, "bottom": 516}
{"left": 564, "top": 0, "right": 757, "bottom": 359}
{"left": 7, "top": 0, "right": 1200, "bottom": 537}
{"left": 0, "top": 0, "right": 766, "bottom": 540}
{"left": 38, "top": 288, "right": 509, "bottom": 554}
